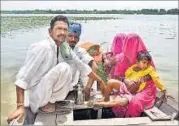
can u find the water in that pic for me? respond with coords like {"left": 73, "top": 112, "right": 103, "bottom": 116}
{"left": 1, "top": 14, "right": 178, "bottom": 125}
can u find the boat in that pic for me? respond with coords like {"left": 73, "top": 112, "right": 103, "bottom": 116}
{"left": 21, "top": 88, "right": 178, "bottom": 125}
{"left": 8, "top": 40, "right": 179, "bottom": 125}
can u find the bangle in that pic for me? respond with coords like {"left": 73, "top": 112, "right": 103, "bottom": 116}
{"left": 17, "top": 103, "right": 24, "bottom": 108}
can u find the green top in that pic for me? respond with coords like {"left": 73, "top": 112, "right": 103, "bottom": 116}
{"left": 60, "top": 41, "right": 72, "bottom": 60}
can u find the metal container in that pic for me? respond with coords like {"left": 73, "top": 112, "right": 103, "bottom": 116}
{"left": 73, "top": 79, "right": 85, "bottom": 105}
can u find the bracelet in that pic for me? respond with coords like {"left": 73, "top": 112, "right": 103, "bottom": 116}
{"left": 17, "top": 103, "right": 24, "bottom": 108}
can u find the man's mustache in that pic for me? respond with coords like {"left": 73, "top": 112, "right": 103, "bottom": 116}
{"left": 69, "top": 41, "right": 77, "bottom": 45}
{"left": 57, "top": 34, "right": 66, "bottom": 38}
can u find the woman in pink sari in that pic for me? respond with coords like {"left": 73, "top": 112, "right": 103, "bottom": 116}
{"left": 96, "top": 33, "right": 164, "bottom": 118}
{"left": 119, "top": 33, "right": 156, "bottom": 117}
{"left": 103, "top": 33, "right": 127, "bottom": 79}
{"left": 111, "top": 33, "right": 126, "bottom": 56}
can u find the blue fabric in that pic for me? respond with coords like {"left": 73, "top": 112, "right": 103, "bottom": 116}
{"left": 68, "top": 22, "right": 81, "bottom": 37}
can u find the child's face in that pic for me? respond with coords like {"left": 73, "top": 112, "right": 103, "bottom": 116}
{"left": 137, "top": 59, "right": 150, "bottom": 70}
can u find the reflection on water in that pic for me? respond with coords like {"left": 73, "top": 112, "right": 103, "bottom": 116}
{"left": 1, "top": 14, "right": 178, "bottom": 125}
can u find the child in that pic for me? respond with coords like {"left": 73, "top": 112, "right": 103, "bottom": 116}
{"left": 95, "top": 50, "right": 167, "bottom": 111}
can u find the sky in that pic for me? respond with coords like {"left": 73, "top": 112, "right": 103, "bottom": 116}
{"left": 1, "top": 1, "right": 178, "bottom": 10}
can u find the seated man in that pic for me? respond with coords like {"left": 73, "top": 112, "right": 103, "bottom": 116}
{"left": 7, "top": 15, "right": 105, "bottom": 124}
{"left": 66, "top": 22, "right": 98, "bottom": 100}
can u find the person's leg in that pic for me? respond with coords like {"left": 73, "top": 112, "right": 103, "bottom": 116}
{"left": 102, "top": 79, "right": 121, "bottom": 101}
{"left": 106, "top": 79, "right": 121, "bottom": 91}
{"left": 125, "top": 83, "right": 156, "bottom": 117}
{"left": 29, "top": 62, "right": 72, "bottom": 113}
{"left": 110, "top": 96, "right": 129, "bottom": 118}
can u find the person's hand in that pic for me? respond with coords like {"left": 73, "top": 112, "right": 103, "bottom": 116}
{"left": 162, "top": 89, "right": 168, "bottom": 101}
{"left": 124, "top": 79, "right": 140, "bottom": 94}
{"left": 7, "top": 106, "right": 25, "bottom": 123}
{"left": 93, "top": 101, "right": 103, "bottom": 107}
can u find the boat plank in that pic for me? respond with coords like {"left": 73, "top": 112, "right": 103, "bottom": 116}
{"left": 148, "top": 120, "right": 178, "bottom": 125}
{"left": 144, "top": 106, "right": 171, "bottom": 121}
{"left": 34, "top": 113, "right": 56, "bottom": 125}
{"left": 70, "top": 117, "right": 152, "bottom": 125}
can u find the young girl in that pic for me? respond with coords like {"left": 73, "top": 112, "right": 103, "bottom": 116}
{"left": 94, "top": 50, "right": 167, "bottom": 117}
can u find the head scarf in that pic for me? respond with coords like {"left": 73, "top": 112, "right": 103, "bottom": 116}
{"left": 111, "top": 33, "right": 126, "bottom": 56}
{"left": 68, "top": 22, "right": 82, "bottom": 37}
{"left": 113, "top": 33, "right": 155, "bottom": 77}
{"left": 122, "top": 33, "right": 155, "bottom": 68}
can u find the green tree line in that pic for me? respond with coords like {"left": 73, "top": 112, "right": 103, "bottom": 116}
{"left": 1, "top": 8, "right": 179, "bottom": 15}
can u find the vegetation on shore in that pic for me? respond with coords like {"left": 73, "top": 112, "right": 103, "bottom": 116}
{"left": 1, "top": 8, "right": 179, "bottom": 15}
{"left": 1, "top": 16, "right": 120, "bottom": 33}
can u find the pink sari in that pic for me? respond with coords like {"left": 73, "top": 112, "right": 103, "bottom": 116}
{"left": 111, "top": 33, "right": 157, "bottom": 117}
{"left": 111, "top": 33, "right": 126, "bottom": 56}
{"left": 104, "top": 33, "right": 126, "bottom": 78}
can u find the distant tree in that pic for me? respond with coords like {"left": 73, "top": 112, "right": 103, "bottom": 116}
{"left": 167, "top": 8, "right": 179, "bottom": 15}
{"left": 159, "top": 9, "right": 166, "bottom": 15}
{"left": 1, "top": 8, "right": 179, "bottom": 15}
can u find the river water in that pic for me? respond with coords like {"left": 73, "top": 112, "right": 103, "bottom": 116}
{"left": 1, "top": 14, "right": 178, "bottom": 125}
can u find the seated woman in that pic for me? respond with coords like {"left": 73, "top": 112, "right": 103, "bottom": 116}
{"left": 94, "top": 50, "right": 167, "bottom": 118}
{"left": 96, "top": 33, "right": 168, "bottom": 118}
{"left": 103, "top": 33, "right": 152, "bottom": 94}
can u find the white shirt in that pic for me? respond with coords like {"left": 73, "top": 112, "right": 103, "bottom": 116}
{"left": 73, "top": 46, "right": 93, "bottom": 65}
{"left": 15, "top": 35, "right": 92, "bottom": 90}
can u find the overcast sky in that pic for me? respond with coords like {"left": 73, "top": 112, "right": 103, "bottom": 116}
{"left": 1, "top": 1, "right": 178, "bottom": 10}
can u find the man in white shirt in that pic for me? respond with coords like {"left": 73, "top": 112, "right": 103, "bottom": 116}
{"left": 66, "top": 22, "right": 98, "bottom": 100}
{"left": 7, "top": 15, "right": 105, "bottom": 122}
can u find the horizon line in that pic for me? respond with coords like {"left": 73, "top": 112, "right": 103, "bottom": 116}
{"left": 1, "top": 8, "right": 178, "bottom": 11}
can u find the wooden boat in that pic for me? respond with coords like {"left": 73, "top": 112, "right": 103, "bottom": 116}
{"left": 16, "top": 87, "right": 177, "bottom": 125}
{"left": 8, "top": 42, "right": 179, "bottom": 125}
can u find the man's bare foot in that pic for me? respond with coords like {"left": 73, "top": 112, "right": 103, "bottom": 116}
{"left": 39, "top": 103, "right": 55, "bottom": 113}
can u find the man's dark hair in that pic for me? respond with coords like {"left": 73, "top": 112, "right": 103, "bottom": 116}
{"left": 136, "top": 50, "right": 152, "bottom": 62}
{"left": 50, "top": 15, "right": 69, "bottom": 29}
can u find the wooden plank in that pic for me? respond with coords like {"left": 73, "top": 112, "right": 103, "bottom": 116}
{"left": 71, "top": 117, "right": 152, "bottom": 125}
{"left": 166, "top": 96, "right": 178, "bottom": 111}
{"left": 156, "top": 90, "right": 178, "bottom": 108}
{"left": 144, "top": 106, "right": 171, "bottom": 121}
{"left": 159, "top": 103, "right": 178, "bottom": 120}
{"left": 148, "top": 120, "right": 179, "bottom": 125}
{"left": 34, "top": 112, "right": 56, "bottom": 125}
